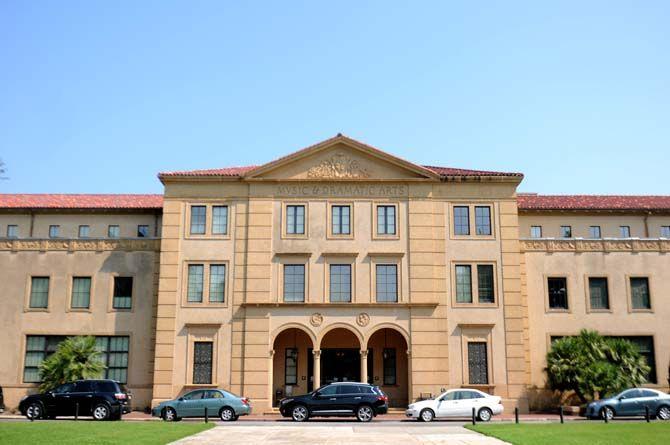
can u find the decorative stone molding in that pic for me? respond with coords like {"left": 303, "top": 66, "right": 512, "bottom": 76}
{"left": 0, "top": 238, "right": 161, "bottom": 252}
{"left": 306, "top": 153, "right": 371, "bottom": 179}
{"left": 356, "top": 312, "right": 370, "bottom": 327}
{"left": 521, "top": 238, "right": 670, "bottom": 253}
{"left": 312, "top": 350, "right": 321, "bottom": 358}
{"left": 310, "top": 313, "right": 323, "bottom": 327}
{"left": 359, "top": 349, "right": 369, "bottom": 358}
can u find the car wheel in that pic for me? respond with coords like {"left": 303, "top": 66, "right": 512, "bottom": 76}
{"left": 419, "top": 408, "right": 435, "bottom": 422}
{"left": 291, "top": 405, "right": 309, "bottom": 422}
{"left": 26, "top": 402, "right": 43, "bottom": 420}
{"left": 601, "top": 406, "right": 614, "bottom": 421}
{"left": 356, "top": 405, "right": 374, "bottom": 422}
{"left": 477, "top": 407, "right": 493, "bottom": 422}
{"left": 92, "top": 403, "right": 111, "bottom": 421}
{"left": 657, "top": 405, "right": 670, "bottom": 421}
{"left": 220, "top": 407, "right": 236, "bottom": 421}
{"left": 163, "top": 407, "right": 178, "bottom": 422}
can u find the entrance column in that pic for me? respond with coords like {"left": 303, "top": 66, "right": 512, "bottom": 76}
{"left": 360, "top": 349, "right": 368, "bottom": 383}
{"left": 313, "top": 350, "right": 321, "bottom": 389}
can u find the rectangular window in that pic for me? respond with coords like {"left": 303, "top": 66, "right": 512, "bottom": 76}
{"left": 283, "top": 265, "right": 305, "bottom": 302}
{"left": 193, "top": 341, "right": 213, "bottom": 384}
{"left": 377, "top": 205, "right": 396, "bottom": 235}
{"left": 286, "top": 205, "right": 305, "bottom": 235}
{"left": 588, "top": 277, "right": 609, "bottom": 310}
{"left": 187, "top": 264, "right": 204, "bottom": 302}
{"left": 661, "top": 226, "right": 670, "bottom": 238}
{"left": 453, "top": 206, "right": 470, "bottom": 235}
{"left": 190, "top": 206, "right": 206, "bottom": 235}
{"left": 107, "top": 225, "right": 120, "bottom": 238}
{"left": 468, "top": 342, "right": 489, "bottom": 384}
{"left": 95, "top": 336, "right": 130, "bottom": 383}
{"left": 71, "top": 277, "right": 91, "bottom": 309}
{"left": 630, "top": 277, "right": 651, "bottom": 310}
{"left": 137, "top": 225, "right": 149, "bottom": 238}
{"left": 332, "top": 205, "right": 351, "bottom": 235}
{"left": 624, "top": 337, "right": 656, "bottom": 383}
{"left": 23, "top": 336, "right": 65, "bottom": 382}
{"left": 78, "top": 225, "right": 90, "bottom": 238}
{"left": 547, "top": 277, "right": 568, "bottom": 310}
{"left": 112, "top": 277, "right": 133, "bottom": 309}
{"left": 212, "top": 206, "right": 228, "bottom": 235}
{"left": 29, "top": 277, "right": 49, "bottom": 308}
{"left": 285, "top": 348, "right": 298, "bottom": 385}
{"left": 620, "top": 226, "right": 631, "bottom": 237}
{"left": 560, "top": 226, "right": 572, "bottom": 238}
{"left": 455, "top": 265, "right": 473, "bottom": 303}
{"left": 477, "top": 265, "right": 494, "bottom": 303}
{"left": 209, "top": 265, "right": 226, "bottom": 303}
{"left": 7, "top": 224, "right": 18, "bottom": 238}
{"left": 329, "top": 264, "right": 352, "bottom": 302}
{"left": 376, "top": 265, "right": 398, "bottom": 302}
{"left": 383, "top": 348, "right": 397, "bottom": 385}
{"left": 475, "top": 206, "right": 491, "bottom": 235}
{"left": 49, "top": 225, "right": 60, "bottom": 238}
{"left": 530, "top": 226, "right": 542, "bottom": 238}
{"left": 589, "top": 226, "right": 601, "bottom": 238}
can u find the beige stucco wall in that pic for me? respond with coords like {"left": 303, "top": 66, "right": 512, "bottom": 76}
{"left": 519, "top": 212, "right": 670, "bottom": 239}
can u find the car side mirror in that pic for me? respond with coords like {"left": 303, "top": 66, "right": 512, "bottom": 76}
{"left": 178, "top": 397, "right": 184, "bottom": 401}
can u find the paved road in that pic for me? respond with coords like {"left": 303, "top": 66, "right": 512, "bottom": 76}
{"left": 171, "top": 421, "right": 511, "bottom": 445}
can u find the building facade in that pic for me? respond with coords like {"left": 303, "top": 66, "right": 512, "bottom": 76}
{"left": 1, "top": 135, "right": 668, "bottom": 413}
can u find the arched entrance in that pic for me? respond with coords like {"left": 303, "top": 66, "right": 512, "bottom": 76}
{"left": 318, "top": 327, "right": 364, "bottom": 385}
{"left": 366, "top": 327, "right": 409, "bottom": 407}
{"left": 272, "top": 327, "right": 314, "bottom": 406}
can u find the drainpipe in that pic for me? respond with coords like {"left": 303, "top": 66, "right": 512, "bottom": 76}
{"left": 643, "top": 212, "right": 650, "bottom": 238}
{"left": 29, "top": 210, "right": 35, "bottom": 237}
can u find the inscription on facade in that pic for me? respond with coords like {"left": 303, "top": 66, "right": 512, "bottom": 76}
{"left": 276, "top": 184, "right": 407, "bottom": 197}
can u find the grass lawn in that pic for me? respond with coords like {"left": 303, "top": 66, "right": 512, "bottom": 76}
{"left": 467, "top": 422, "right": 670, "bottom": 445}
{"left": 0, "top": 421, "right": 214, "bottom": 445}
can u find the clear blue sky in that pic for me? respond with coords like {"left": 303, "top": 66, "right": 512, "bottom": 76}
{"left": 1, "top": 1, "right": 668, "bottom": 194}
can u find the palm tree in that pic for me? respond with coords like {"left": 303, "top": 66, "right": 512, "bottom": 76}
{"left": 39, "top": 336, "right": 106, "bottom": 392}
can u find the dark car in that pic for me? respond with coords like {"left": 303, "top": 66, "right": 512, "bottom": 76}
{"left": 585, "top": 388, "right": 670, "bottom": 420}
{"left": 279, "top": 382, "right": 388, "bottom": 422}
{"left": 19, "top": 379, "right": 131, "bottom": 421}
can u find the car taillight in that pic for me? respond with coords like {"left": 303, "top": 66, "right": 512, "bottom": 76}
{"left": 241, "top": 398, "right": 250, "bottom": 406}
{"left": 114, "top": 393, "right": 127, "bottom": 400}
{"left": 377, "top": 395, "right": 388, "bottom": 403}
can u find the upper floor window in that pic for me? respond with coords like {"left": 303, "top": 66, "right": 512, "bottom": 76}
{"left": 71, "top": 277, "right": 92, "bottom": 309}
{"left": 187, "top": 264, "right": 204, "bottom": 302}
{"left": 329, "top": 264, "right": 352, "bottom": 302}
{"left": 286, "top": 205, "right": 305, "bottom": 235}
{"left": 620, "top": 226, "right": 631, "bottom": 238}
{"left": 455, "top": 265, "right": 472, "bottom": 303}
{"left": 560, "top": 225, "right": 572, "bottom": 238}
{"left": 547, "top": 277, "right": 568, "bottom": 310}
{"left": 376, "top": 205, "right": 396, "bottom": 235}
{"left": 283, "top": 265, "right": 305, "bottom": 302}
{"left": 661, "top": 226, "right": 670, "bottom": 238}
{"left": 474, "top": 206, "right": 491, "bottom": 235}
{"left": 78, "top": 225, "right": 90, "bottom": 238}
{"left": 212, "top": 206, "right": 229, "bottom": 235}
{"left": 29, "top": 277, "right": 49, "bottom": 309}
{"left": 455, "top": 264, "right": 495, "bottom": 305}
{"left": 453, "top": 206, "right": 470, "bottom": 235}
{"left": 589, "top": 226, "right": 601, "bottom": 239}
{"left": 588, "top": 277, "right": 609, "bottom": 310}
{"left": 190, "top": 206, "right": 206, "bottom": 235}
{"left": 630, "top": 277, "right": 651, "bottom": 310}
{"left": 530, "top": 226, "right": 542, "bottom": 238}
{"left": 137, "top": 225, "right": 149, "bottom": 238}
{"left": 209, "top": 264, "right": 226, "bottom": 303}
{"left": 185, "top": 263, "right": 226, "bottom": 304}
{"left": 477, "top": 265, "right": 494, "bottom": 303}
{"left": 332, "top": 205, "right": 351, "bottom": 235}
{"left": 49, "top": 225, "right": 60, "bottom": 238}
{"left": 376, "top": 265, "right": 398, "bottom": 303}
{"left": 107, "top": 225, "right": 120, "bottom": 238}
{"left": 113, "top": 277, "right": 133, "bottom": 309}
{"left": 6, "top": 224, "right": 18, "bottom": 238}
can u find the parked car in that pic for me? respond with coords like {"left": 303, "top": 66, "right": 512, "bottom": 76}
{"left": 152, "top": 389, "right": 251, "bottom": 421}
{"left": 278, "top": 382, "right": 388, "bottom": 422}
{"left": 19, "top": 379, "right": 131, "bottom": 420}
{"left": 585, "top": 388, "right": 670, "bottom": 420}
{"left": 0, "top": 385, "right": 4, "bottom": 412}
{"left": 406, "top": 389, "right": 504, "bottom": 422}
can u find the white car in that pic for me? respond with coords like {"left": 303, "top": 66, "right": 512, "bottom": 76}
{"left": 406, "top": 389, "right": 504, "bottom": 422}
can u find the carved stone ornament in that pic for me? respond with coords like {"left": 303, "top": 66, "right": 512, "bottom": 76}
{"left": 520, "top": 239, "right": 670, "bottom": 254}
{"left": 306, "top": 152, "right": 371, "bottom": 179}
{"left": 356, "top": 312, "right": 370, "bottom": 327}
{"left": 310, "top": 313, "right": 323, "bottom": 327}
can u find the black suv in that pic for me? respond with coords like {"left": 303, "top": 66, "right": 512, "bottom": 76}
{"left": 19, "top": 379, "right": 131, "bottom": 421}
{"left": 279, "top": 382, "right": 388, "bottom": 422}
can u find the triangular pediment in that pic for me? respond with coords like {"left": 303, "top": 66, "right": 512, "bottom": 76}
{"left": 244, "top": 135, "right": 440, "bottom": 181}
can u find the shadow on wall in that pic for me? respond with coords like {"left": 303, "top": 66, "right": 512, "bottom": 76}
{"left": 527, "top": 386, "right": 581, "bottom": 412}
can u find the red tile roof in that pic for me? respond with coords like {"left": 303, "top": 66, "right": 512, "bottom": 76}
{"left": 423, "top": 166, "right": 523, "bottom": 177}
{"left": 0, "top": 194, "right": 163, "bottom": 210}
{"left": 158, "top": 166, "right": 258, "bottom": 178}
{"left": 517, "top": 194, "right": 670, "bottom": 211}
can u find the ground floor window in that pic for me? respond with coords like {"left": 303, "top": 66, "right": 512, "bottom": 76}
{"left": 285, "top": 348, "right": 298, "bottom": 385}
{"left": 467, "top": 342, "right": 489, "bottom": 385}
{"left": 610, "top": 336, "right": 656, "bottom": 383}
{"left": 193, "top": 341, "right": 213, "bottom": 384}
{"left": 383, "top": 348, "right": 396, "bottom": 385}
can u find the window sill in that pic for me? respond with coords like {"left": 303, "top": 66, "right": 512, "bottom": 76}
{"left": 629, "top": 309, "right": 654, "bottom": 314}
{"left": 24, "top": 308, "right": 49, "bottom": 313}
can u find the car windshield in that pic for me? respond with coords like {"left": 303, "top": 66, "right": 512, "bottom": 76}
{"left": 438, "top": 391, "right": 457, "bottom": 401}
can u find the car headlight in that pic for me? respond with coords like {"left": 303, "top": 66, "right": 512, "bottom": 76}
{"left": 408, "top": 404, "right": 415, "bottom": 409}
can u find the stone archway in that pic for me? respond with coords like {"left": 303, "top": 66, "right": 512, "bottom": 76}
{"left": 317, "top": 327, "right": 364, "bottom": 386}
{"left": 365, "top": 327, "right": 410, "bottom": 407}
{"left": 271, "top": 327, "right": 314, "bottom": 406}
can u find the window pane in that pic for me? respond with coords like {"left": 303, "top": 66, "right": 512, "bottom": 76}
{"left": 560, "top": 226, "right": 572, "bottom": 238}
{"left": 107, "top": 225, "right": 119, "bottom": 238}
{"left": 589, "top": 226, "right": 601, "bottom": 238}
{"left": 468, "top": 342, "right": 488, "bottom": 384}
{"left": 589, "top": 277, "right": 609, "bottom": 309}
{"left": 330, "top": 264, "right": 351, "bottom": 302}
{"left": 49, "top": 225, "right": 59, "bottom": 238}
{"left": 212, "top": 206, "right": 228, "bottom": 235}
{"left": 193, "top": 342, "right": 213, "bottom": 384}
{"left": 29, "top": 277, "right": 49, "bottom": 308}
{"left": 285, "top": 348, "right": 298, "bottom": 385}
{"left": 477, "top": 265, "right": 494, "bottom": 303}
{"left": 71, "top": 277, "right": 91, "bottom": 308}
{"left": 386, "top": 206, "right": 396, "bottom": 234}
{"left": 548, "top": 277, "right": 568, "bottom": 309}
{"left": 187, "top": 265, "right": 204, "bottom": 302}
{"left": 332, "top": 205, "right": 350, "bottom": 235}
{"left": 23, "top": 335, "right": 67, "bottom": 383}
{"left": 455, "top": 265, "right": 472, "bottom": 303}
{"left": 190, "top": 206, "right": 206, "bottom": 234}
{"left": 113, "top": 277, "right": 133, "bottom": 309}
{"left": 376, "top": 265, "right": 398, "bottom": 302}
{"left": 137, "top": 225, "right": 149, "bottom": 237}
{"left": 530, "top": 226, "right": 542, "bottom": 238}
{"left": 454, "top": 207, "right": 470, "bottom": 235}
{"left": 377, "top": 206, "right": 396, "bottom": 235}
{"left": 209, "top": 265, "right": 226, "bottom": 302}
{"left": 287, "top": 205, "right": 305, "bottom": 234}
{"left": 78, "top": 225, "right": 90, "bottom": 238}
{"left": 620, "top": 226, "right": 631, "bottom": 237}
{"left": 383, "top": 348, "right": 396, "bottom": 385}
{"left": 475, "top": 207, "right": 491, "bottom": 235}
{"left": 661, "top": 226, "right": 670, "bottom": 238}
{"left": 7, "top": 225, "right": 18, "bottom": 238}
{"left": 283, "top": 265, "right": 305, "bottom": 302}
{"left": 630, "top": 277, "right": 650, "bottom": 310}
